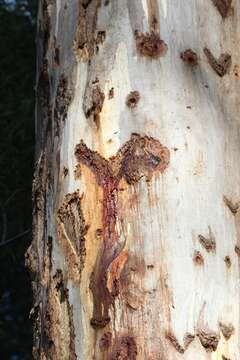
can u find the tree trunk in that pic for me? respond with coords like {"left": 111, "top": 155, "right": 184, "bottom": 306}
{"left": 28, "top": 0, "right": 240, "bottom": 359}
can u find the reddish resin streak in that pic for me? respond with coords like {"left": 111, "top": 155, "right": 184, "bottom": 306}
{"left": 75, "top": 133, "right": 170, "bottom": 327}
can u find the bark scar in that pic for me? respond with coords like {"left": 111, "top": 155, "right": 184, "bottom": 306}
{"left": 204, "top": 48, "right": 231, "bottom": 77}
{"left": 75, "top": 133, "right": 170, "bottom": 328}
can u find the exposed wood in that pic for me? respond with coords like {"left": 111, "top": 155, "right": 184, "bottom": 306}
{"left": 29, "top": 0, "right": 240, "bottom": 359}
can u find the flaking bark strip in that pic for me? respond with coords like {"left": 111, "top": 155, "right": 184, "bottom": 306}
{"left": 74, "top": 0, "right": 101, "bottom": 61}
{"left": 135, "top": 30, "right": 168, "bottom": 59}
{"left": 211, "top": 0, "right": 232, "bottom": 18}
{"left": 197, "top": 328, "right": 220, "bottom": 352}
{"left": 57, "top": 191, "right": 89, "bottom": 282}
{"left": 204, "top": 48, "right": 231, "bottom": 77}
{"left": 65, "top": 289, "right": 77, "bottom": 360}
{"left": 165, "top": 331, "right": 184, "bottom": 353}
{"left": 83, "top": 80, "right": 105, "bottom": 126}
{"left": 198, "top": 227, "right": 216, "bottom": 253}
{"left": 110, "top": 336, "right": 137, "bottom": 360}
{"left": 75, "top": 133, "right": 170, "bottom": 327}
{"left": 181, "top": 49, "right": 198, "bottom": 66}
{"left": 223, "top": 195, "right": 239, "bottom": 215}
{"left": 54, "top": 75, "right": 73, "bottom": 136}
{"left": 219, "top": 322, "right": 234, "bottom": 340}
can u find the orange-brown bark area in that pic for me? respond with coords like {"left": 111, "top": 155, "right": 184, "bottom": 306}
{"left": 75, "top": 133, "right": 170, "bottom": 329}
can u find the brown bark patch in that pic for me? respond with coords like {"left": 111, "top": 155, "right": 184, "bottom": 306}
{"left": 198, "top": 227, "right": 216, "bottom": 253}
{"left": 126, "top": 91, "right": 140, "bottom": 108}
{"left": 211, "top": 0, "right": 232, "bottom": 18}
{"left": 165, "top": 331, "right": 184, "bottom": 353}
{"left": 224, "top": 256, "right": 231, "bottom": 268}
{"left": 193, "top": 250, "right": 204, "bottom": 265}
{"left": 204, "top": 48, "right": 232, "bottom": 77}
{"left": 222, "top": 356, "right": 231, "bottom": 360}
{"left": 234, "top": 245, "right": 240, "bottom": 257}
{"left": 219, "top": 322, "right": 234, "bottom": 340}
{"left": 74, "top": 164, "right": 82, "bottom": 180}
{"left": 223, "top": 195, "right": 239, "bottom": 215}
{"left": 181, "top": 49, "right": 198, "bottom": 65}
{"left": 74, "top": 0, "right": 101, "bottom": 61}
{"left": 99, "top": 331, "right": 112, "bottom": 351}
{"left": 111, "top": 336, "right": 137, "bottom": 360}
{"left": 135, "top": 31, "right": 168, "bottom": 59}
{"left": 183, "top": 333, "right": 195, "bottom": 349}
{"left": 57, "top": 191, "right": 89, "bottom": 283}
{"left": 83, "top": 80, "right": 105, "bottom": 126}
{"left": 197, "top": 328, "right": 220, "bottom": 352}
{"left": 54, "top": 75, "right": 73, "bottom": 136}
{"left": 108, "top": 87, "right": 114, "bottom": 99}
{"left": 75, "top": 133, "right": 170, "bottom": 328}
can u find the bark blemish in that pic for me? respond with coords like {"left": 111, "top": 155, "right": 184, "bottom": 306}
{"left": 99, "top": 331, "right": 112, "bottom": 351}
{"left": 65, "top": 289, "right": 77, "bottom": 360}
{"left": 222, "top": 355, "right": 231, "bottom": 360}
{"left": 197, "top": 328, "right": 220, "bottom": 352}
{"left": 198, "top": 227, "right": 216, "bottom": 253}
{"left": 211, "top": 0, "right": 232, "bottom": 18}
{"left": 193, "top": 250, "right": 204, "bottom": 265}
{"left": 62, "top": 167, "right": 69, "bottom": 177}
{"left": 57, "top": 191, "right": 89, "bottom": 282}
{"left": 183, "top": 333, "right": 195, "bottom": 349}
{"left": 111, "top": 335, "right": 137, "bottom": 360}
{"left": 96, "top": 30, "right": 106, "bottom": 44}
{"left": 75, "top": 134, "right": 170, "bottom": 327}
{"left": 108, "top": 87, "right": 114, "bottom": 99}
{"left": 135, "top": 30, "right": 168, "bottom": 59}
{"left": 74, "top": 0, "right": 101, "bottom": 61}
{"left": 234, "top": 245, "right": 240, "bottom": 257}
{"left": 219, "top": 322, "right": 234, "bottom": 340}
{"left": 54, "top": 75, "right": 72, "bottom": 136}
{"left": 223, "top": 195, "right": 239, "bottom": 215}
{"left": 224, "top": 255, "right": 231, "bottom": 268}
{"left": 74, "top": 164, "right": 82, "bottom": 180}
{"left": 126, "top": 91, "right": 140, "bottom": 108}
{"left": 204, "top": 48, "right": 232, "bottom": 77}
{"left": 181, "top": 49, "right": 198, "bottom": 66}
{"left": 83, "top": 80, "right": 105, "bottom": 127}
{"left": 165, "top": 331, "right": 184, "bottom": 353}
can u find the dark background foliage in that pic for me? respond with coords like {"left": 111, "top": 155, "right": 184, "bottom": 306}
{"left": 0, "top": 0, "right": 36, "bottom": 358}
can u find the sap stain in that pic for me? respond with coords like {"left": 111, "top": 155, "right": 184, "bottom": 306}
{"left": 75, "top": 133, "right": 170, "bottom": 327}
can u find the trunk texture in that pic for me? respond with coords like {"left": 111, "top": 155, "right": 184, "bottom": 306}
{"left": 28, "top": 0, "right": 240, "bottom": 359}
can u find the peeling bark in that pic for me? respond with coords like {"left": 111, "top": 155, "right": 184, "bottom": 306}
{"left": 31, "top": 0, "right": 240, "bottom": 358}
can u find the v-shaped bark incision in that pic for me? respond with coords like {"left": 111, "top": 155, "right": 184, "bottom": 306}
{"left": 75, "top": 133, "right": 170, "bottom": 328}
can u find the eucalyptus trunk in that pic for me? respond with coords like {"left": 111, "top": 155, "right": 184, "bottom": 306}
{"left": 27, "top": 0, "right": 240, "bottom": 359}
